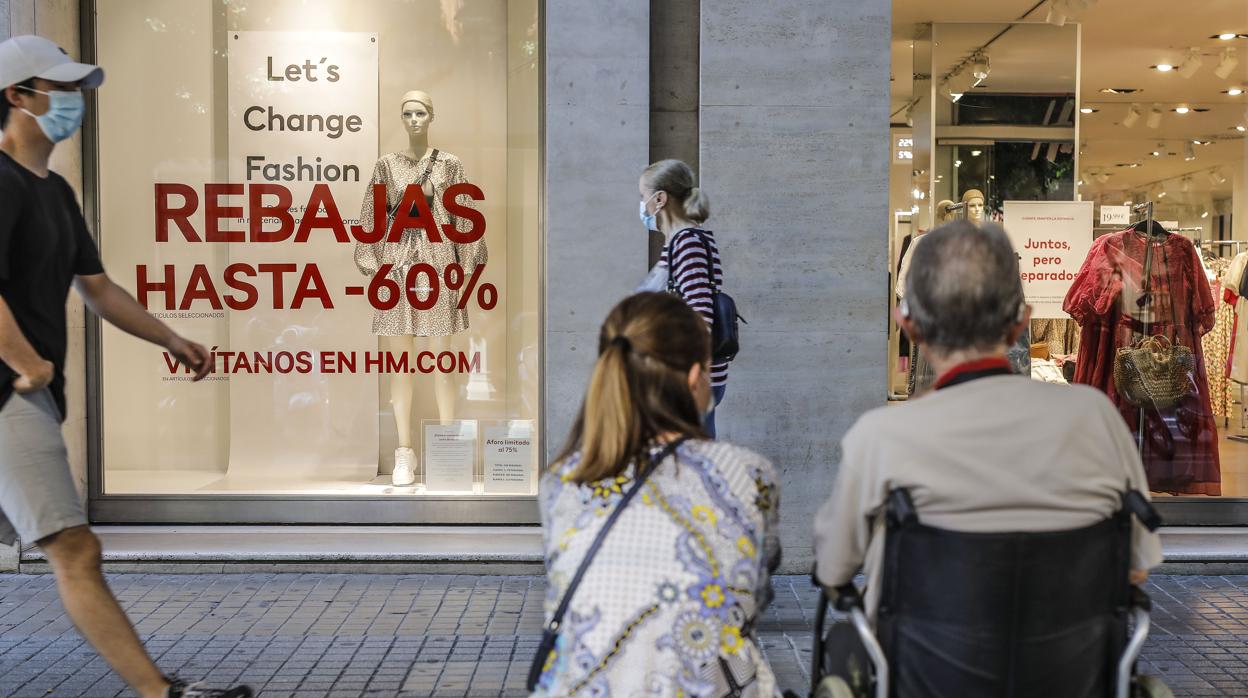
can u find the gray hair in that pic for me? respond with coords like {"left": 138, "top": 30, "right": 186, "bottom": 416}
{"left": 904, "top": 221, "right": 1024, "bottom": 352}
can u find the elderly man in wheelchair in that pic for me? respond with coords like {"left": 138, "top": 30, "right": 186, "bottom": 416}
{"left": 809, "top": 221, "right": 1168, "bottom": 698}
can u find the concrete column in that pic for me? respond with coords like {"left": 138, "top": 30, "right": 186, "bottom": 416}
{"left": 543, "top": 0, "right": 650, "bottom": 460}
{"left": 700, "top": 0, "right": 891, "bottom": 572}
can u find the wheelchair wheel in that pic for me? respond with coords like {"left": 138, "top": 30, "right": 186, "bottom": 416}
{"left": 814, "top": 676, "right": 856, "bottom": 698}
{"left": 1135, "top": 675, "right": 1175, "bottom": 698}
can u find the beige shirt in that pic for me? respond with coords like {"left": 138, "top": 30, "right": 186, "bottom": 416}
{"left": 814, "top": 374, "right": 1163, "bottom": 617}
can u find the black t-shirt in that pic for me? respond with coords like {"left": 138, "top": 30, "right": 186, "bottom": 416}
{"left": 0, "top": 151, "right": 105, "bottom": 421}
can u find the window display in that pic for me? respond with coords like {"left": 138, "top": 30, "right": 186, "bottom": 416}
{"left": 93, "top": 0, "right": 540, "bottom": 499}
{"left": 888, "top": 0, "right": 1247, "bottom": 506}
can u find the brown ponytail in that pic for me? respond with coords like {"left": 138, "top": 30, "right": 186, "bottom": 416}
{"left": 556, "top": 293, "right": 711, "bottom": 484}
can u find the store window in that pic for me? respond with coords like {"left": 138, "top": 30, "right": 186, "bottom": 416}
{"left": 889, "top": 2, "right": 1248, "bottom": 508}
{"left": 91, "top": 0, "right": 541, "bottom": 500}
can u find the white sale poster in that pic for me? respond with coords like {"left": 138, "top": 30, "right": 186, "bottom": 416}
{"left": 1002, "top": 201, "right": 1094, "bottom": 319}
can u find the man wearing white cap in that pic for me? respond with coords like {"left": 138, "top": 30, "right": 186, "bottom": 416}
{"left": 0, "top": 36, "right": 251, "bottom": 698}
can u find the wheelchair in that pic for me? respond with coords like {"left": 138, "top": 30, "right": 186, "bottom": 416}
{"left": 808, "top": 488, "right": 1171, "bottom": 698}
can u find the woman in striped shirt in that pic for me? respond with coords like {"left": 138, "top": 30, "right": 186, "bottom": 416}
{"left": 639, "top": 159, "right": 730, "bottom": 436}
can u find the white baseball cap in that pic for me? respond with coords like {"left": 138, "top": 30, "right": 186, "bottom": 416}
{"left": 0, "top": 35, "right": 104, "bottom": 89}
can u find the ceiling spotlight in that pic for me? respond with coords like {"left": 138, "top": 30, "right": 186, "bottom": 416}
{"left": 1238, "top": 125, "right": 1248, "bottom": 132}
{"left": 1122, "top": 103, "right": 1143, "bottom": 127}
{"left": 1184, "top": 142, "right": 1197, "bottom": 161}
{"left": 1096, "top": 173, "right": 1111, "bottom": 184}
{"left": 1216, "top": 33, "right": 1240, "bottom": 41}
{"left": 1173, "top": 106, "right": 1191, "bottom": 114}
{"left": 971, "top": 52, "right": 991, "bottom": 85}
{"left": 1158, "top": 190, "right": 1167, "bottom": 198}
{"left": 954, "top": 159, "right": 963, "bottom": 168}
{"left": 1151, "top": 150, "right": 1162, "bottom": 156}
{"left": 1215, "top": 48, "right": 1239, "bottom": 80}
{"left": 1080, "top": 107, "right": 1099, "bottom": 114}
{"left": 1046, "top": 0, "right": 1070, "bottom": 26}
{"left": 971, "top": 150, "right": 983, "bottom": 157}
{"left": 1181, "top": 176, "right": 1193, "bottom": 192}
{"left": 1153, "top": 64, "right": 1175, "bottom": 73}
{"left": 1146, "top": 104, "right": 1163, "bottom": 128}
{"left": 1101, "top": 88, "right": 1143, "bottom": 95}
{"left": 1192, "top": 139, "right": 1211, "bottom": 145}
{"left": 1203, "top": 211, "right": 1211, "bottom": 219}
{"left": 1209, "top": 169, "right": 1228, "bottom": 185}
{"left": 904, "top": 102, "right": 916, "bottom": 127}
{"left": 1226, "top": 87, "right": 1245, "bottom": 96}
{"left": 1178, "top": 48, "right": 1204, "bottom": 79}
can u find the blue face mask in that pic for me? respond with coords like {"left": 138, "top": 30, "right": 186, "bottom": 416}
{"left": 639, "top": 192, "right": 660, "bottom": 231}
{"left": 19, "top": 88, "right": 85, "bottom": 143}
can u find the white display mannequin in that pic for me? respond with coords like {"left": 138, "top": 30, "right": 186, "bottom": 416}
{"left": 362, "top": 90, "right": 462, "bottom": 486}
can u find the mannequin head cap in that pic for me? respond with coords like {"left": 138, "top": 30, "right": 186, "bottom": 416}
{"left": 961, "top": 188, "right": 985, "bottom": 205}
{"left": 400, "top": 89, "right": 434, "bottom": 116}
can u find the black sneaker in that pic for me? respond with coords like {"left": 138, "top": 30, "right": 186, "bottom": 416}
{"left": 166, "top": 679, "right": 254, "bottom": 698}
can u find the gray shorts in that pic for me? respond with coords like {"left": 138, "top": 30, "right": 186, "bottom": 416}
{"left": 0, "top": 389, "right": 87, "bottom": 546}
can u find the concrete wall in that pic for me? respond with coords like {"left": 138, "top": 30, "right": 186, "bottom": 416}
{"left": 700, "top": 0, "right": 891, "bottom": 572}
{"left": 543, "top": 0, "right": 650, "bottom": 460}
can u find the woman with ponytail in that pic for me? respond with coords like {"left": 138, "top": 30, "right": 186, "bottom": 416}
{"left": 533, "top": 292, "right": 781, "bottom": 697}
{"left": 639, "top": 159, "right": 732, "bottom": 437}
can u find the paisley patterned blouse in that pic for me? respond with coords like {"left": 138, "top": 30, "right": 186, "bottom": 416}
{"left": 536, "top": 439, "right": 781, "bottom": 697}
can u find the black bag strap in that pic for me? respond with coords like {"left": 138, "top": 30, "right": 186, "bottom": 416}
{"left": 544, "top": 437, "right": 688, "bottom": 636}
{"left": 419, "top": 148, "right": 440, "bottom": 185}
{"left": 665, "top": 228, "right": 717, "bottom": 295}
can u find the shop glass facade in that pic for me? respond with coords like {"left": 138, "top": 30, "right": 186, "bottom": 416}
{"left": 87, "top": 0, "right": 541, "bottom": 518}
{"left": 889, "top": 1, "right": 1248, "bottom": 519}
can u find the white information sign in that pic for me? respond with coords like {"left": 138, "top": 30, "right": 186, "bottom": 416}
{"left": 424, "top": 421, "right": 478, "bottom": 493}
{"left": 483, "top": 421, "right": 535, "bottom": 494}
{"left": 1003, "top": 201, "right": 1095, "bottom": 319}
{"left": 1099, "top": 205, "right": 1130, "bottom": 226}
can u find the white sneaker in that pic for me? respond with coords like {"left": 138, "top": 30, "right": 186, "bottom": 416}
{"left": 393, "top": 447, "right": 416, "bottom": 486}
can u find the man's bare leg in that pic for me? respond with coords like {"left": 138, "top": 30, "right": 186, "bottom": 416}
{"left": 39, "top": 525, "right": 169, "bottom": 698}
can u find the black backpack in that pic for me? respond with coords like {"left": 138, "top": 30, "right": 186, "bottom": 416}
{"left": 667, "top": 229, "right": 743, "bottom": 363}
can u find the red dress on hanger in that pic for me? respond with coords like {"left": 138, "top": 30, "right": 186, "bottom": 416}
{"left": 1063, "top": 228, "right": 1222, "bottom": 495}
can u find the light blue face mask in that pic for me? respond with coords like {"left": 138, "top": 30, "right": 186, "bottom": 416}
{"left": 639, "top": 192, "right": 660, "bottom": 231}
{"left": 19, "top": 88, "right": 85, "bottom": 143}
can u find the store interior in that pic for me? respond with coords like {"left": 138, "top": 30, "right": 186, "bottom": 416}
{"left": 889, "top": 0, "right": 1248, "bottom": 498}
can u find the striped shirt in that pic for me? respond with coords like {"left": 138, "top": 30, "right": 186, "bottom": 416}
{"left": 661, "top": 227, "right": 729, "bottom": 386}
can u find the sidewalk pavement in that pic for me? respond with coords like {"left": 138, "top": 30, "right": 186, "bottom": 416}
{"left": 0, "top": 574, "right": 1244, "bottom": 697}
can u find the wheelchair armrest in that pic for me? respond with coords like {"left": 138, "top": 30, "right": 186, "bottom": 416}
{"left": 1124, "top": 490, "right": 1163, "bottom": 532}
{"left": 1130, "top": 585, "right": 1152, "bottom": 612}
{"left": 832, "top": 583, "right": 863, "bottom": 613}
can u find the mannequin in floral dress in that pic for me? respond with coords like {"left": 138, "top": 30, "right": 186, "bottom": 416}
{"left": 355, "top": 90, "right": 487, "bottom": 485}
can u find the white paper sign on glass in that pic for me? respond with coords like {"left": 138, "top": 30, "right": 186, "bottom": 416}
{"left": 1099, "top": 205, "right": 1130, "bottom": 226}
{"left": 423, "top": 420, "right": 478, "bottom": 493}
{"left": 1002, "top": 201, "right": 1095, "bottom": 319}
{"left": 483, "top": 421, "right": 535, "bottom": 494}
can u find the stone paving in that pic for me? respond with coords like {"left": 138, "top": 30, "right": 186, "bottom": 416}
{"left": 0, "top": 574, "right": 1244, "bottom": 697}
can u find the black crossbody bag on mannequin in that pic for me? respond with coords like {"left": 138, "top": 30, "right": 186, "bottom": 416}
{"left": 666, "top": 229, "right": 743, "bottom": 363}
{"left": 526, "top": 437, "right": 688, "bottom": 691}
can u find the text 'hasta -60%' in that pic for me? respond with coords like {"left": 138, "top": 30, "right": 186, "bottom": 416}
{"left": 137, "top": 182, "right": 494, "bottom": 312}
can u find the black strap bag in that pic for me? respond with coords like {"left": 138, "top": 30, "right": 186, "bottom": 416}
{"left": 666, "top": 229, "right": 744, "bottom": 363}
{"left": 526, "top": 437, "right": 688, "bottom": 691}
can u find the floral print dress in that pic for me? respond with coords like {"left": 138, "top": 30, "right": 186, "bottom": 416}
{"left": 353, "top": 150, "right": 487, "bottom": 337}
{"left": 537, "top": 440, "right": 781, "bottom": 697}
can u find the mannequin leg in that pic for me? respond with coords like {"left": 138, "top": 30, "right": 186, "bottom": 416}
{"left": 384, "top": 335, "right": 416, "bottom": 448}
{"left": 422, "top": 334, "right": 458, "bottom": 423}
